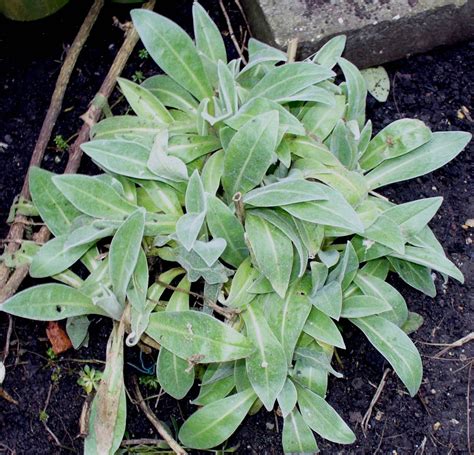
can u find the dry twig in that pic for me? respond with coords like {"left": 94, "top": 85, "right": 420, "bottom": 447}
{"left": 132, "top": 376, "right": 187, "bottom": 455}
{"left": 287, "top": 38, "right": 298, "bottom": 63}
{"left": 361, "top": 368, "right": 391, "bottom": 435}
{"left": 121, "top": 438, "right": 167, "bottom": 447}
{"left": 219, "top": 0, "right": 248, "bottom": 64}
{"left": 434, "top": 332, "right": 474, "bottom": 358}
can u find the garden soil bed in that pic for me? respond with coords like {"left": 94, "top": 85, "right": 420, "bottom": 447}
{"left": 0, "top": 1, "right": 473, "bottom": 453}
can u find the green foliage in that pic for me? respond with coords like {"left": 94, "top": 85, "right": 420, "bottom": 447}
{"left": 1, "top": 8, "right": 470, "bottom": 454}
{"left": 78, "top": 365, "right": 102, "bottom": 394}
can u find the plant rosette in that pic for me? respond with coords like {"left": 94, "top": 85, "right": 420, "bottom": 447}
{"left": 1, "top": 4, "right": 471, "bottom": 454}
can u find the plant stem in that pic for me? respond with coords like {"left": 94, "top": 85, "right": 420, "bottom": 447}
{"left": 233, "top": 192, "right": 245, "bottom": 225}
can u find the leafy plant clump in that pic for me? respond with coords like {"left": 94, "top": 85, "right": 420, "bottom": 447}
{"left": 1, "top": 5, "right": 471, "bottom": 453}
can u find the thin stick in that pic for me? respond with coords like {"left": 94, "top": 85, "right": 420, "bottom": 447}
{"left": 132, "top": 376, "right": 187, "bottom": 455}
{"left": 232, "top": 0, "right": 252, "bottom": 37}
{"left": 121, "top": 438, "right": 167, "bottom": 447}
{"left": 361, "top": 368, "right": 391, "bottom": 435}
{"left": 0, "top": 0, "right": 156, "bottom": 304}
{"left": 233, "top": 192, "right": 245, "bottom": 224}
{"left": 0, "top": 0, "right": 104, "bottom": 287}
{"left": 2, "top": 315, "right": 13, "bottom": 364}
{"left": 287, "top": 38, "right": 299, "bottom": 63}
{"left": 434, "top": 332, "right": 474, "bottom": 358}
{"left": 219, "top": 0, "right": 248, "bottom": 64}
{"left": 467, "top": 361, "right": 472, "bottom": 455}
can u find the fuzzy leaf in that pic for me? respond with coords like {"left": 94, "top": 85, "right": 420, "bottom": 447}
{"left": 341, "top": 295, "right": 392, "bottom": 318}
{"left": 361, "top": 66, "right": 390, "bottom": 102}
{"left": 303, "top": 307, "right": 345, "bottom": 349}
{"left": 277, "top": 378, "right": 297, "bottom": 418}
{"left": 312, "top": 35, "right": 346, "bottom": 69}
{"left": 283, "top": 408, "right": 319, "bottom": 454}
{"left": 388, "top": 257, "right": 436, "bottom": 297}
{"left": 301, "top": 95, "right": 346, "bottom": 140}
{"left": 338, "top": 57, "right": 366, "bottom": 127}
{"left": 310, "top": 280, "right": 342, "bottom": 320}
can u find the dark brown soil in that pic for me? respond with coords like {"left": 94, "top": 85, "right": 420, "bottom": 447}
{"left": 0, "top": 1, "right": 473, "bottom": 454}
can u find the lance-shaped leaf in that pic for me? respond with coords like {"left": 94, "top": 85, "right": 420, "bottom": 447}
{"left": 243, "top": 179, "right": 328, "bottom": 207}
{"left": 350, "top": 315, "right": 422, "bottom": 396}
{"left": 283, "top": 188, "right": 364, "bottom": 234}
{"left": 338, "top": 57, "right": 366, "bottom": 127}
{"left": 341, "top": 295, "right": 392, "bottom": 318}
{"left": 353, "top": 271, "right": 408, "bottom": 327}
{"left": 301, "top": 95, "right": 346, "bottom": 140}
{"left": 283, "top": 408, "right": 319, "bottom": 454}
{"left": 222, "top": 111, "right": 279, "bottom": 196}
{"left": 53, "top": 174, "right": 136, "bottom": 220}
{"left": 66, "top": 316, "right": 90, "bottom": 349}
{"left": 363, "top": 214, "right": 406, "bottom": 254}
{"left": 262, "top": 278, "right": 312, "bottom": 364}
{"left": 361, "top": 66, "right": 390, "bottom": 102}
{"left": 360, "top": 119, "right": 432, "bottom": 170}
{"left": 294, "top": 219, "right": 324, "bottom": 259}
{"left": 167, "top": 134, "right": 221, "bottom": 163}
{"left": 330, "top": 119, "right": 358, "bottom": 169}
{"left": 142, "top": 75, "right": 198, "bottom": 114}
{"left": 310, "top": 280, "right": 342, "bottom": 320}
{"left": 361, "top": 258, "right": 390, "bottom": 280}
{"left": 402, "top": 312, "right": 424, "bottom": 335}
{"left": 225, "top": 258, "right": 259, "bottom": 308}
{"left": 192, "top": 362, "right": 235, "bottom": 405}
{"left": 146, "top": 310, "right": 254, "bottom": 362}
{"left": 192, "top": 238, "right": 226, "bottom": 267}
{"left": 117, "top": 78, "right": 173, "bottom": 124}
{"left": 291, "top": 359, "right": 328, "bottom": 397}
{"left": 29, "top": 167, "right": 81, "bottom": 236}
{"left": 202, "top": 149, "right": 224, "bottom": 196}
{"left": 287, "top": 136, "right": 342, "bottom": 166}
{"left": 312, "top": 35, "right": 346, "bottom": 69}
{"left": 388, "top": 257, "right": 436, "bottom": 297}
{"left": 138, "top": 180, "right": 183, "bottom": 216}
{"left": 109, "top": 209, "right": 145, "bottom": 305}
{"left": 327, "top": 241, "right": 359, "bottom": 290}
{"left": 249, "top": 62, "right": 334, "bottom": 101}
{"left": 217, "top": 60, "right": 238, "bottom": 114}
{"left": 297, "top": 385, "right": 355, "bottom": 444}
{"left": 206, "top": 194, "right": 248, "bottom": 267}
{"left": 294, "top": 345, "right": 341, "bottom": 378}
{"left": 131, "top": 9, "right": 212, "bottom": 100}
{"left": 278, "top": 84, "right": 335, "bottom": 104}
{"left": 243, "top": 302, "right": 288, "bottom": 411}
{"left": 246, "top": 214, "right": 293, "bottom": 298}
{"left": 365, "top": 131, "right": 471, "bottom": 189}
{"left": 179, "top": 388, "right": 256, "bottom": 449}
{"left": 1, "top": 284, "right": 107, "bottom": 320}
{"left": 390, "top": 245, "right": 463, "bottom": 283}
{"left": 303, "top": 307, "right": 345, "bottom": 349}
{"left": 84, "top": 321, "right": 126, "bottom": 455}
{"left": 65, "top": 222, "right": 115, "bottom": 249}
{"left": 277, "top": 378, "right": 297, "bottom": 418}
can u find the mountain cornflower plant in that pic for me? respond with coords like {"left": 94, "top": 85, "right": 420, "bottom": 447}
{"left": 1, "top": 4, "right": 471, "bottom": 453}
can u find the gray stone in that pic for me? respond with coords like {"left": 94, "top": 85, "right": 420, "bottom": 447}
{"left": 241, "top": 0, "right": 474, "bottom": 67}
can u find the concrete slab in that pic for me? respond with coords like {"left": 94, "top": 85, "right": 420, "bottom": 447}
{"left": 241, "top": 0, "right": 474, "bottom": 67}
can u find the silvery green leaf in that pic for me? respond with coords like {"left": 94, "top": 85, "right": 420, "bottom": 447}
{"left": 310, "top": 262, "right": 328, "bottom": 294}
{"left": 146, "top": 310, "right": 254, "bottom": 362}
{"left": 157, "top": 346, "right": 194, "bottom": 399}
{"left": 243, "top": 179, "right": 328, "bottom": 207}
{"left": 225, "top": 258, "right": 259, "bottom": 308}
{"left": 338, "top": 57, "right": 367, "bottom": 127}
{"left": 65, "top": 222, "right": 115, "bottom": 249}
{"left": 358, "top": 120, "right": 373, "bottom": 155}
{"left": 222, "top": 111, "right": 279, "bottom": 197}
{"left": 287, "top": 136, "right": 341, "bottom": 166}
{"left": 291, "top": 358, "right": 328, "bottom": 397}
{"left": 303, "top": 307, "right": 345, "bottom": 349}
{"left": 310, "top": 280, "right": 342, "bottom": 320}
{"left": 390, "top": 245, "right": 463, "bottom": 283}
{"left": 297, "top": 385, "right": 355, "bottom": 444}
{"left": 131, "top": 9, "right": 213, "bottom": 100}
{"left": 360, "top": 66, "right": 390, "bottom": 102}
{"left": 361, "top": 258, "right": 389, "bottom": 280}
{"left": 352, "top": 236, "right": 393, "bottom": 262}
{"left": 206, "top": 194, "right": 248, "bottom": 267}
{"left": 409, "top": 225, "right": 445, "bottom": 256}
{"left": 178, "top": 388, "right": 257, "bottom": 450}
{"left": 239, "top": 38, "right": 286, "bottom": 77}
{"left": 312, "top": 35, "right": 346, "bottom": 69}
{"left": 138, "top": 180, "right": 183, "bottom": 216}
{"left": 1, "top": 284, "right": 107, "bottom": 320}
{"left": 193, "top": 2, "right": 227, "bottom": 85}
{"left": 192, "top": 362, "right": 235, "bottom": 405}
{"left": 350, "top": 315, "right": 422, "bottom": 396}
{"left": 225, "top": 97, "right": 305, "bottom": 136}
{"left": 328, "top": 241, "right": 359, "bottom": 290}
{"left": 176, "top": 212, "right": 206, "bottom": 251}
{"left": 29, "top": 167, "right": 81, "bottom": 236}
{"left": 246, "top": 214, "right": 293, "bottom": 298}
{"left": 283, "top": 186, "right": 364, "bottom": 234}
{"left": 283, "top": 408, "right": 319, "bottom": 454}
{"left": 93, "top": 290, "right": 124, "bottom": 321}
{"left": 234, "top": 359, "right": 252, "bottom": 392}
{"left": 167, "top": 134, "right": 221, "bottom": 164}
{"left": 318, "top": 249, "right": 339, "bottom": 268}
{"left": 278, "top": 85, "right": 335, "bottom": 104}
{"left": 217, "top": 60, "right": 238, "bottom": 114}
{"left": 330, "top": 120, "right": 358, "bottom": 169}
{"left": 52, "top": 174, "right": 136, "bottom": 220}
{"left": 176, "top": 245, "right": 233, "bottom": 284}
{"left": 243, "top": 301, "right": 288, "bottom": 411}
{"left": 301, "top": 95, "right": 346, "bottom": 140}
{"left": 193, "top": 238, "right": 227, "bottom": 267}
{"left": 30, "top": 235, "right": 93, "bottom": 278}
{"left": 401, "top": 312, "right": 424, "bottom": 335}
{"left": 196, "top": 98, "right": 210, "bottom": 136}
{"left": 275, "top": 137, "right": 291, "bottom": 167}
{"left": 202, "top": 149, "right": 224, "bottom": 196}
{"left": 277, "top": 378, "right": 297, "bottom": 418}
{"left": 185, "top": 170, "right": 206, "bottom": 213}
{"left": 294, "top": 345, "right": 342, "bottom": 378}
{"left": 365, "top": 132, "right": 471, "bottom": 189}
{"left": 117, "top": 77, "right": 173, "bottom": 124}
{"left": 294, "top": 219, "right": 324, "bottom": 259}
{"left": 341, "top": 295, "right": 392, "bottom": 318}
{"left": 249, "top": 62, "right": 334, "bottom": 102}
{"left": 353, "top": 271, "right": 408, "bottom": 327}
{"left": 109, "top": 208, "right": 145, "bottom": 304}
{"left": 262, "top": 278, "right": 312, "bottom": 363}
{"left": 388, "top": 257, "right": 436, "bottom": 297}
{"left": 147, "top": 131, "right": 189, "bottom": 182}
{"left": 250, "top": 208, "right": 308, "bottom": 277}
{"left": 360, "top": 119, "right": 432, "bottom": 170}
{"left": 248, "top": 274, "right": 274, "bottom": 294}
{"left": 142, "top": 75, "right": 198, "bottom": 114}
{"left": 363, "top": 214, "right": 406, "bottom": 254}
{"left": 66, "top": 316, "right": 90, "bottom": 349}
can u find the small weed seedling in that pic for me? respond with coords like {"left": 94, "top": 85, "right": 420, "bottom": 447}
{"left": 1, "top": 4, "right": 470, "bottom": 454}
{"left": 78, "top": 365, "right": 102, "bottom": 394}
